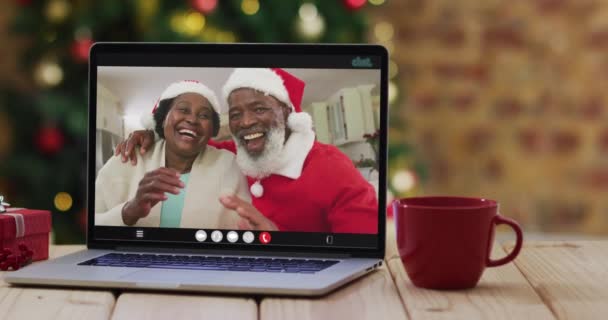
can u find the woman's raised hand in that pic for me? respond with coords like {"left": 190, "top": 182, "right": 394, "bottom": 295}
{"left": 121, "top": 168, "right": 184, "bottom": 225}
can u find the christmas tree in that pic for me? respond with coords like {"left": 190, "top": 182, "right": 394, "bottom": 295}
{"left": 1, "top": 0, "right": 394, "bottom": 243}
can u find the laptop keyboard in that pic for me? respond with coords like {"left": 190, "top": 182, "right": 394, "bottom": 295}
{"left": 79, "top": 253, "right": 339, "bottom": 274}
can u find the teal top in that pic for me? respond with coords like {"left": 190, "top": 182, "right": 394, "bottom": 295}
{"left": 160, "top": 173, "right": 190, "bottom": 228}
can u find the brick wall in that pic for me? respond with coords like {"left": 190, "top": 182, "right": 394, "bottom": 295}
{"left": 371, "top": 0, "right": 608, "bottom": 234}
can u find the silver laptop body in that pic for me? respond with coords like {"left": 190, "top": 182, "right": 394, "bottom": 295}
{"left": 5, "top": 43, "right": 388, "bottom": 296}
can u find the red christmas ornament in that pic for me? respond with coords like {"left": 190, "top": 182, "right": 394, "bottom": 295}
{"left": 343, "top": 0, "right": 366, "bottom": 10}
{"left": 71, "top": 38, "right": 94, "bottom": 63}
{"left": 191, "top": 0, "right": 218, "bottom": 14}
{"left": 35, "top": 126, "right": 65, "bottom": 154}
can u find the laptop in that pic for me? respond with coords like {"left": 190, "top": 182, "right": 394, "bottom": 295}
{"left": 5, "top": 43, "right": 388, "bottom": 296}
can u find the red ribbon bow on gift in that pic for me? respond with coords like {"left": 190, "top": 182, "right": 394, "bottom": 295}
{"left": 0, "top": 244, "right": 34, "bottom": 271}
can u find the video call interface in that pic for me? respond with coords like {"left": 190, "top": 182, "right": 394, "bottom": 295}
{"left": 92, "top": 52, "right": 383, "bottom": 249}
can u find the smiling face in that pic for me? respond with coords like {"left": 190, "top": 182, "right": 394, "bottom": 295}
{"left": 228, "top": 88, "right": 291, "bottom": 158}
{"left": 162, "top": 92, "right": 215, "bottom": 159}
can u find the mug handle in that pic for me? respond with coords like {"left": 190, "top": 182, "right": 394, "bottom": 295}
{"left": 486, "top": 214, "right": 523, "bottom": 267}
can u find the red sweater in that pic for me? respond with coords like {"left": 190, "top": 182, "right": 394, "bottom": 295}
{"left": 209, "top": 139, "right": 378, "bottom": 234}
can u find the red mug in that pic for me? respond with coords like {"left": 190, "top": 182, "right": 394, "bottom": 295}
{"left": 392, "top": 196, "right": 523, "bottom": 290}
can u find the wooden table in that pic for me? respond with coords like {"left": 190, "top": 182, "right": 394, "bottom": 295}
{"left": 2, "top": 222, "right": 607, "bottom": 319}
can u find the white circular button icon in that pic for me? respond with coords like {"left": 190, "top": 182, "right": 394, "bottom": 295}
{"left": 242, "top": 231, "right": 254, "bottom": 244}
{"left": 195, "top": 230, "right": 207, "bottom": 242}
{"left": 211, "top": 230, "right": 223, "bottom": 243}
{"left": 227, "top": 231, "right": 239, "bottom": 243}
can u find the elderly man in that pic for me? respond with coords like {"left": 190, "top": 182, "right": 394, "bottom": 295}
{"left": 116, "top": 68, "right": 378, "bottom": 234}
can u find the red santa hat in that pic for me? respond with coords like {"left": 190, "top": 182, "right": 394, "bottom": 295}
{"left": 221, "top": 68, "right": 312, "bottom": 133}
{"left": 141, "top": 80, "right": 220, "bottom": 129}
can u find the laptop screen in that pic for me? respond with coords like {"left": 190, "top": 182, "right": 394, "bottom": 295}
{"left": 89, "top": 44, "right": 386, "bottom": 254}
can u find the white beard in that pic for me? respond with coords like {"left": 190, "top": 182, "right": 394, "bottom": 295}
{"left": 234, "top": 124, "right": 286, "bottom": 179}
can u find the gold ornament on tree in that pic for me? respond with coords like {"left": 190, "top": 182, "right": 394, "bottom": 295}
{"left": 388, "top": 80, "right": 398, "bottom": 106}
{"left": 171, "top": 11, "right": 206, "bottom": 37}
{"left": 368, "top": 0, "right": 386, "bottom": 5}
{"left": 391, "top": 169, "right": 416, "bottom": 194}
{"left": 241, "top": 0, "right": 259, "bottom": 15}
{"left": 373, "top": 21, "right": 394, "bottom": 55}
{"left": 374, "top": 21, "right": 394, "bottom": 42}
{"left": 35, "top": 60, "right": 64, "bottom": 87}
{"left": 45, "top": 0, "right": 71, "bottom": 23}
{"left": 54, "top": 192, "right": 73, "bottom": 212}
{"left": 296, "top": 3, "right": 325, "bottom": 41}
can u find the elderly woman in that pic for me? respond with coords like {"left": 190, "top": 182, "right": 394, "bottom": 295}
{"left": 95, "top": 80, "right": 250, "bottom": 228}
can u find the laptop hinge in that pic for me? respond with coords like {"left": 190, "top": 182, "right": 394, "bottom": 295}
{"left": 114, "top": 246, "right": 353, "bottom": 259}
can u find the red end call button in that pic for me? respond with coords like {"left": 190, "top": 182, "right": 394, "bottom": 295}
{"left": 259, "top": 232, "right": 271, "bottom": 244}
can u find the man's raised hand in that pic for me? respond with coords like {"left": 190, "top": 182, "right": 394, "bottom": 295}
{"left": 219, "top": 195, "right": 278, "bottom": 231}
{"left": 114, "top": 129, "right": 156, "bottom": 165}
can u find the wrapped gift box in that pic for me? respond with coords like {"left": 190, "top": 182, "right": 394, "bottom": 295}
{"left": 0, "top": 208, "right": 51, "bottom": 261}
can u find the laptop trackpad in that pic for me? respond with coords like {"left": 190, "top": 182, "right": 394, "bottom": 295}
{"left": 121, "top": 270, "right": 188, "bottom": 287}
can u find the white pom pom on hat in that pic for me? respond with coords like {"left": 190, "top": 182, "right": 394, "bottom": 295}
{"left": 287, "top": 111, "right": 312, "bottom": 133}
{"left": 140, "top": 101, "right": 158, "bottom": 130}
{"left": 222, "top": 68, "right": 312, "bottom": 133}
{"left": 250, "top": 180, "right": 264, "bottom": 198}
{"left": 140, "top": 80, "right": 220, "bottom": 130}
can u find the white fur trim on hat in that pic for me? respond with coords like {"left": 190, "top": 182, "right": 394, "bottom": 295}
{"left": 160, "top": 80, "right": 221, "bottom": 113}
{"left": 221, "top": 68, "right": 292, "bottom": 114}
{"left": 141, "top": 80, "right": 220, "bottom": 130}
